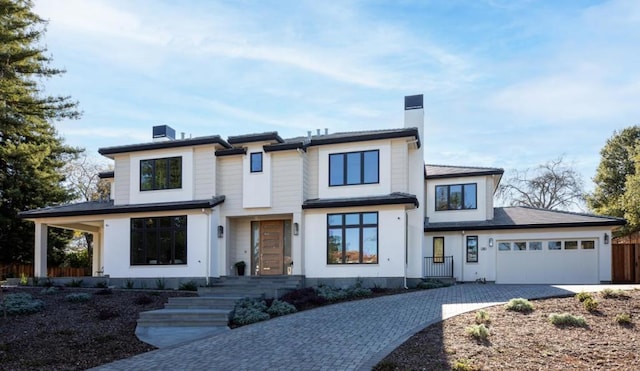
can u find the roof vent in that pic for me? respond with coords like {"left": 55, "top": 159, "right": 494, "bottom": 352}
{"left": 152, "top": 125, "right": 176, "bottom": 142}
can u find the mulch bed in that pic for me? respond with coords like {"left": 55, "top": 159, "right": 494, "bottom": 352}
{"left": 376, "top": 289, "right": 640, "bottom": 370}
{"left": 0, "top": 286, "right": 195, "bottom": 370}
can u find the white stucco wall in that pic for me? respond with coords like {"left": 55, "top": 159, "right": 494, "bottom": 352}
{"left": 426, "top": 175, "right": 490, "bottom": 223}
{"left": 303, "top": 206, "right": 406, "bottom": 279}
{"left": 243, "top": 144, "right": 271, "bottom": 208}
{"left": 102, "top": 211, "right": 210, "bottom": 278}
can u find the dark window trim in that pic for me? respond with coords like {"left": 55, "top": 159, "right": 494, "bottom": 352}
{"left": 130, "top": 215, "right": 187, "bottom": 266}
{"left": 328, "top": 149, "right": 380, "bottom": 187}
{"left": 327, "top": 212, "right": 378, "bottom": 264}
{"left": 466, "top": 236, "right": 479, "bottom": 263}
{"left": 435, "top": 183, "right": 477, "bottom": 211}
{"left": 140, "top": 156, "right": 182, "bottom": 191}
{"left": 433, "top": 236, "right": 444, "bottom": 263}
{"left": 250, "top": 152, "right": 263, "bottom": 173}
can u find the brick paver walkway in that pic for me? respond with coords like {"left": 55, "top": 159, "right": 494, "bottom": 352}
{"left": 92, "top": 284, "right": 639, "bottom": 371}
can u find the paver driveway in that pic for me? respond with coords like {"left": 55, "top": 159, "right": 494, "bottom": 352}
{"left": 92, "top": 283, "right": 639, "bottom": 371}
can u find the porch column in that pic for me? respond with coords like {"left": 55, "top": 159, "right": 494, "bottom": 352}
{"left": 91, "top": 231, "right": 102, "bottom": 277}
{"left": 34, "top": 222, "right": 48, "bottom": 277}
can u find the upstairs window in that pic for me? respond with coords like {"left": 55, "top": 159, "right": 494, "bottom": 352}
{"left": 435, "top": 183, "right": 477, "bottom": 211}
{"left": 250, "top": 152, "right": 263, "bottom": 173}
{"left": 140, "top": 157, "right": 182, "bottom": 191}
{"left": 329, "top": 150, "right": 379, "bottom": 186}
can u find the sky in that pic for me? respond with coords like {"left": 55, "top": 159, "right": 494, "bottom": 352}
{"left": 33, "top": 0, "right": 640, "bottom": 193}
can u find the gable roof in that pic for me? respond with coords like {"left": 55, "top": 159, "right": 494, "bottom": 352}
{"left": 424, "top": 206, "right": 626, "bottom": 232}
{"left": 425, "top": 164, "right": 504, "bottom": 179}
{"left": 18, "top": 197, "right": 226, "bottom": 219}
{"left": 98, "top": 135, "right": 232, "bottom": 157}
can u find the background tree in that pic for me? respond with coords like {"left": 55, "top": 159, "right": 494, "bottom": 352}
{"left": 0, "top": 0, "right": 81, "bottom": 264}
{"left": 587, "top": 126, "right": 640, "bottom": 234}
{"left": 498, "top": 157, "right": 585, "bottom": 211}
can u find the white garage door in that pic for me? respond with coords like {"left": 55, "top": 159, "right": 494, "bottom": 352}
{"left": 496, "top": 239, "right": 599, "bottom": 284}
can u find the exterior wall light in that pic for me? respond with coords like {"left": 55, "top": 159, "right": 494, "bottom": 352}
{"left": 293, "top": 222, "right": 299, "bottom": 236}
{"left": 488, "top": 238, "right": 494, "bottom": 247}
{"left": 217, "top": 225, "right": 224, "bottom": 238}
{"left": 604, "top": 233, "right": 609, "bottom": 245}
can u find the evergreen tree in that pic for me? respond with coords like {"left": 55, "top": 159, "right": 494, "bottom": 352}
{"left": 0, "top": 0, "right": 81, "bottom": 263}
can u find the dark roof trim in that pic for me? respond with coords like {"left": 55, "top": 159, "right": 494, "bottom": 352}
{"left": 19, "top": 197, "right": 225, "bottom": 219}
{"left": 227, "top": 132, "right": 284, "bottom": 145}
{"left": 215, "top": 148, "right": 247, "bottom": 157}
{"left": 426, "top": 169, "right": 504, "bottom": 179}
{"left": 99, "top": 136, "right": 231, "bottom": 156}
{"left": 98, "top": 171, "right": 114, "bottom": 179}
{"left": 264, "top": 142, "right": 306, "bottom": 153}
{"left": 309, "top": 128, "right": 421, "bottom": 149}
{"left": 302, "top": 193, "right": 418, "bottom": 209}
{"left": 425, "top": 220, "right": 626, "bottom": 232}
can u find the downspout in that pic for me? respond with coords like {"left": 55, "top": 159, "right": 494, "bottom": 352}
{"left": 205, "top": 208, "right": 211, "bottom": 286}
{"left": 404, "top": 211, "right": 409, "bottom": 289}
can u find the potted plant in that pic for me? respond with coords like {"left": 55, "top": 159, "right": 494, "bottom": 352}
{"left": 234, "top": 261, "right": 246, "bottom": 276}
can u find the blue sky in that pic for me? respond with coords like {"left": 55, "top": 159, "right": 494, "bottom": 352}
{"left": 33, "top": 0, "right": 640, "bottom": 192}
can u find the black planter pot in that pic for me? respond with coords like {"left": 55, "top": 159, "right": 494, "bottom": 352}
{"left": 236, "top": 265, "right": 245, "bottom": 276}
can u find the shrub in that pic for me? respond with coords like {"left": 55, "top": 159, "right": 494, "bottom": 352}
{"left": 549, "top": 313, "right": 587, "bottom": 327}
{"left": 475, "top": 310, "right": 491, "bottom": 324}
{"left": 280, "top": 287, "right": 327, "bottom": 310}
{"left": 40, "top": 287, "right": 58, "bottom": 295}
{"left": 0, "top": 293, "right": 44, "bottom": 315}
{"left": 505, "top": 298, "right": 534, "bottom": 313}
{"left": 95, "top": 288, "right": 113, "bottom": 296}
{"left": 601, "top": 288, "right": 629, "bottom": 299}
{"left": 178, "top": 280, "right": 198, "bottom": 291}
{"left": 124, "top": 279, "right": 135, "bottom": 289}
{"left": 417, "top": 278, "right": 451, "bottom": 290}
{"left": 615, "top": 313, "right": 632, "bottom": 325}
{"left": 575, "top": 292, "right": 593, "bottom": 302}
{"left": 134, "top": 294, "right": 153, "bottom": 305}
{"left": 65, "top": 279, "right": 83, "bottom": 288}
{"left": 583, "top": 297, "right": 599, "bottom": 312}
{"left": 452, "top": 358, "right": 476, "bottom": 371}
{"left": 94, "top": 281, "right": 108, "bottom": 289}
{"left": 465, "top": 324, "right": 490, "bottom": 339}
{"left": 155, "top": 278, "right": 165, "bottom": 290}
{"left": 316, "top": 285, "right": 350, "bottom": 301}
{"left": 66, "top": 293, "right": 92, "bottom": 303}
{"left": 266, "top": 300, "right": 297, "bottom": 317}
{"left": 232, "top": 298, "right": 270, "bottom": 325}
{"left": 19, "top": 273, "right": 28, "bottom": 286}
{"left": 348, "top": 286, "right": 373, "bottom": 298}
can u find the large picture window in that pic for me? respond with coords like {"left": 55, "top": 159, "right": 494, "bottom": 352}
{"left": 140, "top": 157, "right": 182, "bottom": 191}
{"left": 131, "top": 216, "right": 187, "bottom": 265}
{"left": 435, "top": 183, "right": 477, "bottom": 211}
{"left": 327, "top": 212, "right": 378, "bottom": 264}
{"left": 466, "top": 236, "right": 478, "bottom": 263}
{"left": 329, "top": 150, "right": 379, "bottom": 186}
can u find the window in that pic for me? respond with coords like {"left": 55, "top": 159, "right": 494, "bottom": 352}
{"left": 327, "top": 212, "right": 378, "bottom": 264}
{"left": 548, "top": 241, "right": 562, "bottom": 250}
{"left": 581, "top": 240, "right": 595, "bottom": 249}
{"left": 529, "top": 241, "right": 542, "bottom": 251}
{"left": 329, "top": 150, "right": 379, "bottom": 186}
{"left": 140, "top": 157, "right": 182, "bottom": 191}
{"left": 435, "top": 183, "right": 477, "bottom": 211}
{"left": 250, "top": 152, "right": 263, "bottom": 173}
{"left": 514, "top": 242, "right": 527, "bottom": 251}
{"left": 131, "top": 216, "right": 187, "bottom": 265}
{"left": 433, "top": 237, "right": 445, "bottom": 263}
{"left": 466, "top": 236, "right": 478, "bottom": 263}
{"left": 498, "top": 242, "right": 511, "bottom": 251}
{"left": 564, "top": 241, "right": 578, "bottom": 250}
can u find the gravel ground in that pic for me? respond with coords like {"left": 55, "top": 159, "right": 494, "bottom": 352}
{"left": 376, "top": 289, "right": 640, "bottom": 370}
{"left": 0, "top": 286, "right": 195, "bottom": 371}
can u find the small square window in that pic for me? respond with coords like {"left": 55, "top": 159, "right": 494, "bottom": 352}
{"left": 529, "top": 242, "right": 542, "bottom": 251}
{"left": 250, "top": 152, "right": 263, "bottom": 173}
{"left": 565, "top": 241, "right": 578, "bottom": 250}
{"left": 548, "top": 241, "right": 562, "bottom": 250}
{"left": 498, "top": 242, "right": 511, "bottom": 251}
{"left": 581, "top": 240, "right": 595, "bottom": 250}
{"left": 514, "top": 242, "right": 527, "bottom": 251}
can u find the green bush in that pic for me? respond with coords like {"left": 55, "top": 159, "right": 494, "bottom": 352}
{"left": 615, "top": 313, "right": 632, "bottom": 325}
{"left": 465, "top": 324, "right": 490, "bottom": 339}
{"left": 601, "top": 288, "right": 629, "bottom": 299}
{"left": 549, "top": 313, "right": 587, "bottom": 327}
{"left": 232, "top": 298, "right": 270, "bottom": 325}
{"left": 266, "top": 300, "right": 297, "bottom": 317}
{"left": 65, "top": 279, "right": 83, "bottom": 288}
{"left": 583, "top": 297, "right": 599, "bottom": 312}
{"left": 178, "top": 280, "right": 198, "bottom": 291}
{"left": 0, "top": 293, "right": 44, "bottom": 315}
{"left": 348, "top": 286, "right": 373, "bottom": 298}
{"left": 505, "top": 298, "right": 534, "bottom": 313}
{"left": 124, "top": 279, "right": 135, "bottom": 289}
{"left": 575, "top": 292, "right": 593, "bottom": 302}
{"left": 19, "top": 273, "right": 28, "bottom": 286}
{"left": 65, "top": 293, "right": 92, "bottom": 303}
{"left": 155, "top": 278, "right": 165, "bottom": 290}
{"left": 475, "top": 310, "right": 491, "bottom": 324}
{"left": 416, "top": 278, "right": 451, "bottom": 290}
{"left": 40, "top": 287, "right": 59, "bottom": 295}
{"left": 452, "top": 358, "right": 476, "bottom": 371}
{"left": 316, "top": 286, "right": 350, "bottom": 301}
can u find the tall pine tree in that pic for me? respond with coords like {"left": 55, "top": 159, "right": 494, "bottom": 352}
{"left": 0, "top": 0, "right": 81, "bottom": 263}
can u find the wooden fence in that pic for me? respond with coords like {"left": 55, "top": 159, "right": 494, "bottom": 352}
{"left": 0, "top": 263, "right": 90, "bottom": 279}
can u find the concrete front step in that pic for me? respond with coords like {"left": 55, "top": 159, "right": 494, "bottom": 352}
{"left": 164, "top": 296, "right": 242, "bottom": 310}
{"left": 197, "top": 286, "right": 295, "bottom": 299}
{"left": 137, "top": 308, "right": 231, "bottom": 327}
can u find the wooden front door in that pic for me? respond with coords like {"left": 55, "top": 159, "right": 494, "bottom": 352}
{"left": 612, "top": 243, "right": 640, "bottom": 283}
{"left": 259, "top": 221, "right": 284, "bottom": 276}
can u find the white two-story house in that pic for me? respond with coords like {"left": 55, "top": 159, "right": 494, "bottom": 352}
{"left": 20, "top": 95, "right": 625, "bottom": 286}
